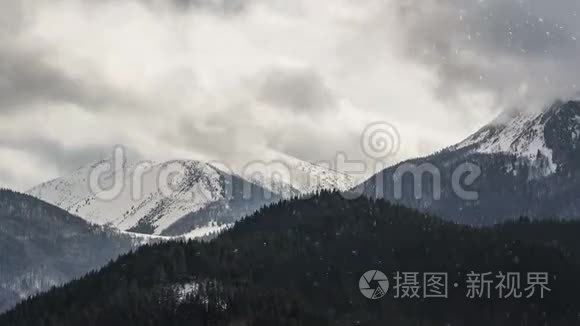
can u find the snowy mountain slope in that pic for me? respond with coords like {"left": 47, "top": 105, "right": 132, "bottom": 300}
{"left": 452, "top": 107, "right": 559, "bottom": 175}
{"left": 230, "top": 150, "right": 357, "bottom": 197}
{"left": 451, "top": 100, "right": 580, "bottom": 176}
{"left": 29, "top": 159, "right": 250, "bottom": 235}
{"left": 119, "top": 221, "right": 232, "bottom": 245}
{"left": 361, "top": 99, "right": 580, "bottom": 224}
{"left": 72, "top": 160, "right": 225, "bottom": 235}
{"left": 27, "top": 159, "right": 107, "bottom": 215}
{"left": 28, "top": 151, "right": 355, "bottom": 235}
{"left": 26, "top": 148, "right": 143, "bottom": 213}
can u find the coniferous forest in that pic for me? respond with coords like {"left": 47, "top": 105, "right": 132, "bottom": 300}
{"left": 2, "top": 191, "right": 580, "bottom": 326}
{"left": 0, "top": 189, "right": 137, "bottom": 313}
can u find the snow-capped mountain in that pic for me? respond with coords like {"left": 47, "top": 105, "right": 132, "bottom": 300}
{"left": 451, "top": 104, "right": 565, "bottom": 177}
{"left": 454, "top": 100, "right": 580, "bottom": 176}
{"left": 233, "top": 150, "right": 357, "bottom": 197}
{"left": 26, "top": 159, "right": 105, "bottom": 217}
{"left": 28, "top": 157, "right": 273, "bottom": 235}
{"left": 28, "top": 151, "right": 352, "bottom": 235}
{"left": 361, "top": 99, "right": 580, "bottom": 224}
{"left": 77, "top": 160, "right": 225, "bottom": 234}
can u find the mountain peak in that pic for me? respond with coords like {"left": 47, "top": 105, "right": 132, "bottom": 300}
{"left": 27, "top": 151, "right": 354, "bottom": 236}
{"left": 452, "top": 99, "right": 580, "bottom": 176}
{"left": 236, "top": 150, "right": 357, "bottom": 196}
{"left": 361, "top": 100, "right": 580, "bottom": 224}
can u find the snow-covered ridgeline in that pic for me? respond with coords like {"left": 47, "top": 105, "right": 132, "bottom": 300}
{"left": 29, "top": 160, "right": 226, "bottom": 235}
{"left": 453, "top": 108, "right": 559, "bottom": 174}
{"left": 231, "top": 150, "right": 357, "bottom": 197}
{"left": 27, "top": 151, "right": 356, "bottom": 236}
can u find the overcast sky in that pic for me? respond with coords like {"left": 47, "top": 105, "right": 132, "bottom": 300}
{"left": 1, "top": 0, "right": 579, "bottom": 191}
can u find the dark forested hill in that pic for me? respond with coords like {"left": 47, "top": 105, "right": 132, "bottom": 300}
{"left": 0, "top": 189, "right": 138, "bottom": 312}
{"left": 2, "top": 191, "right": 580, "bottom": 325}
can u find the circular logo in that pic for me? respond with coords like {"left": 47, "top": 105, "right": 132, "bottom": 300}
{"left": 361, "top": 122, "right": 401, "bottom": 160}
{"left": 359, "top": 270, "right": 389, "bottom": 299}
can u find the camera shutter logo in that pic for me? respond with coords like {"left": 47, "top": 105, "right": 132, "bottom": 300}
{"left": 359, "top": 270, "right": 389, "bottom": 299}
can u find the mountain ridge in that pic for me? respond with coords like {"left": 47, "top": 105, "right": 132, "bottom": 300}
{"left": 0, "top": 189, "right": 139, "bottom": 312}
{"left": 28, "top": 151, "right": 355, "bottom": 235}
{"left": 361, "top": 99, "right": 580, "bottom": 224}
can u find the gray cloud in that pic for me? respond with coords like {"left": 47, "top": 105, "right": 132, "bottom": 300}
{"left": 258, "top": 68, "right": 336, "bottom": 113}
{"left": 395, "top": 0, "right": 580, "bottom": 109}
{"left": 0, "top": 2, "right": 144, "bottom": 115}
{"left": 174, "top": 118, "right": 245, "bottom": 160}
{"left": 176, "top": 0, "right": 249, "bottom": 13}
{"left": 137, "top": 0, "right": 251, "bottom": 14}
{"left": 0, "top": 49, "right": 121, "bottom": 113}
{"left": 0, "top": 169, "right": 17, "bottom": 189}
{"left": 166, "top": 66, "right": 342, "bottom": 162}
{"left": 2, "top": 0, "right": 578, "bottom": 191}
{"left": 0, "top": 137, "right": 115, "bottom": 174}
